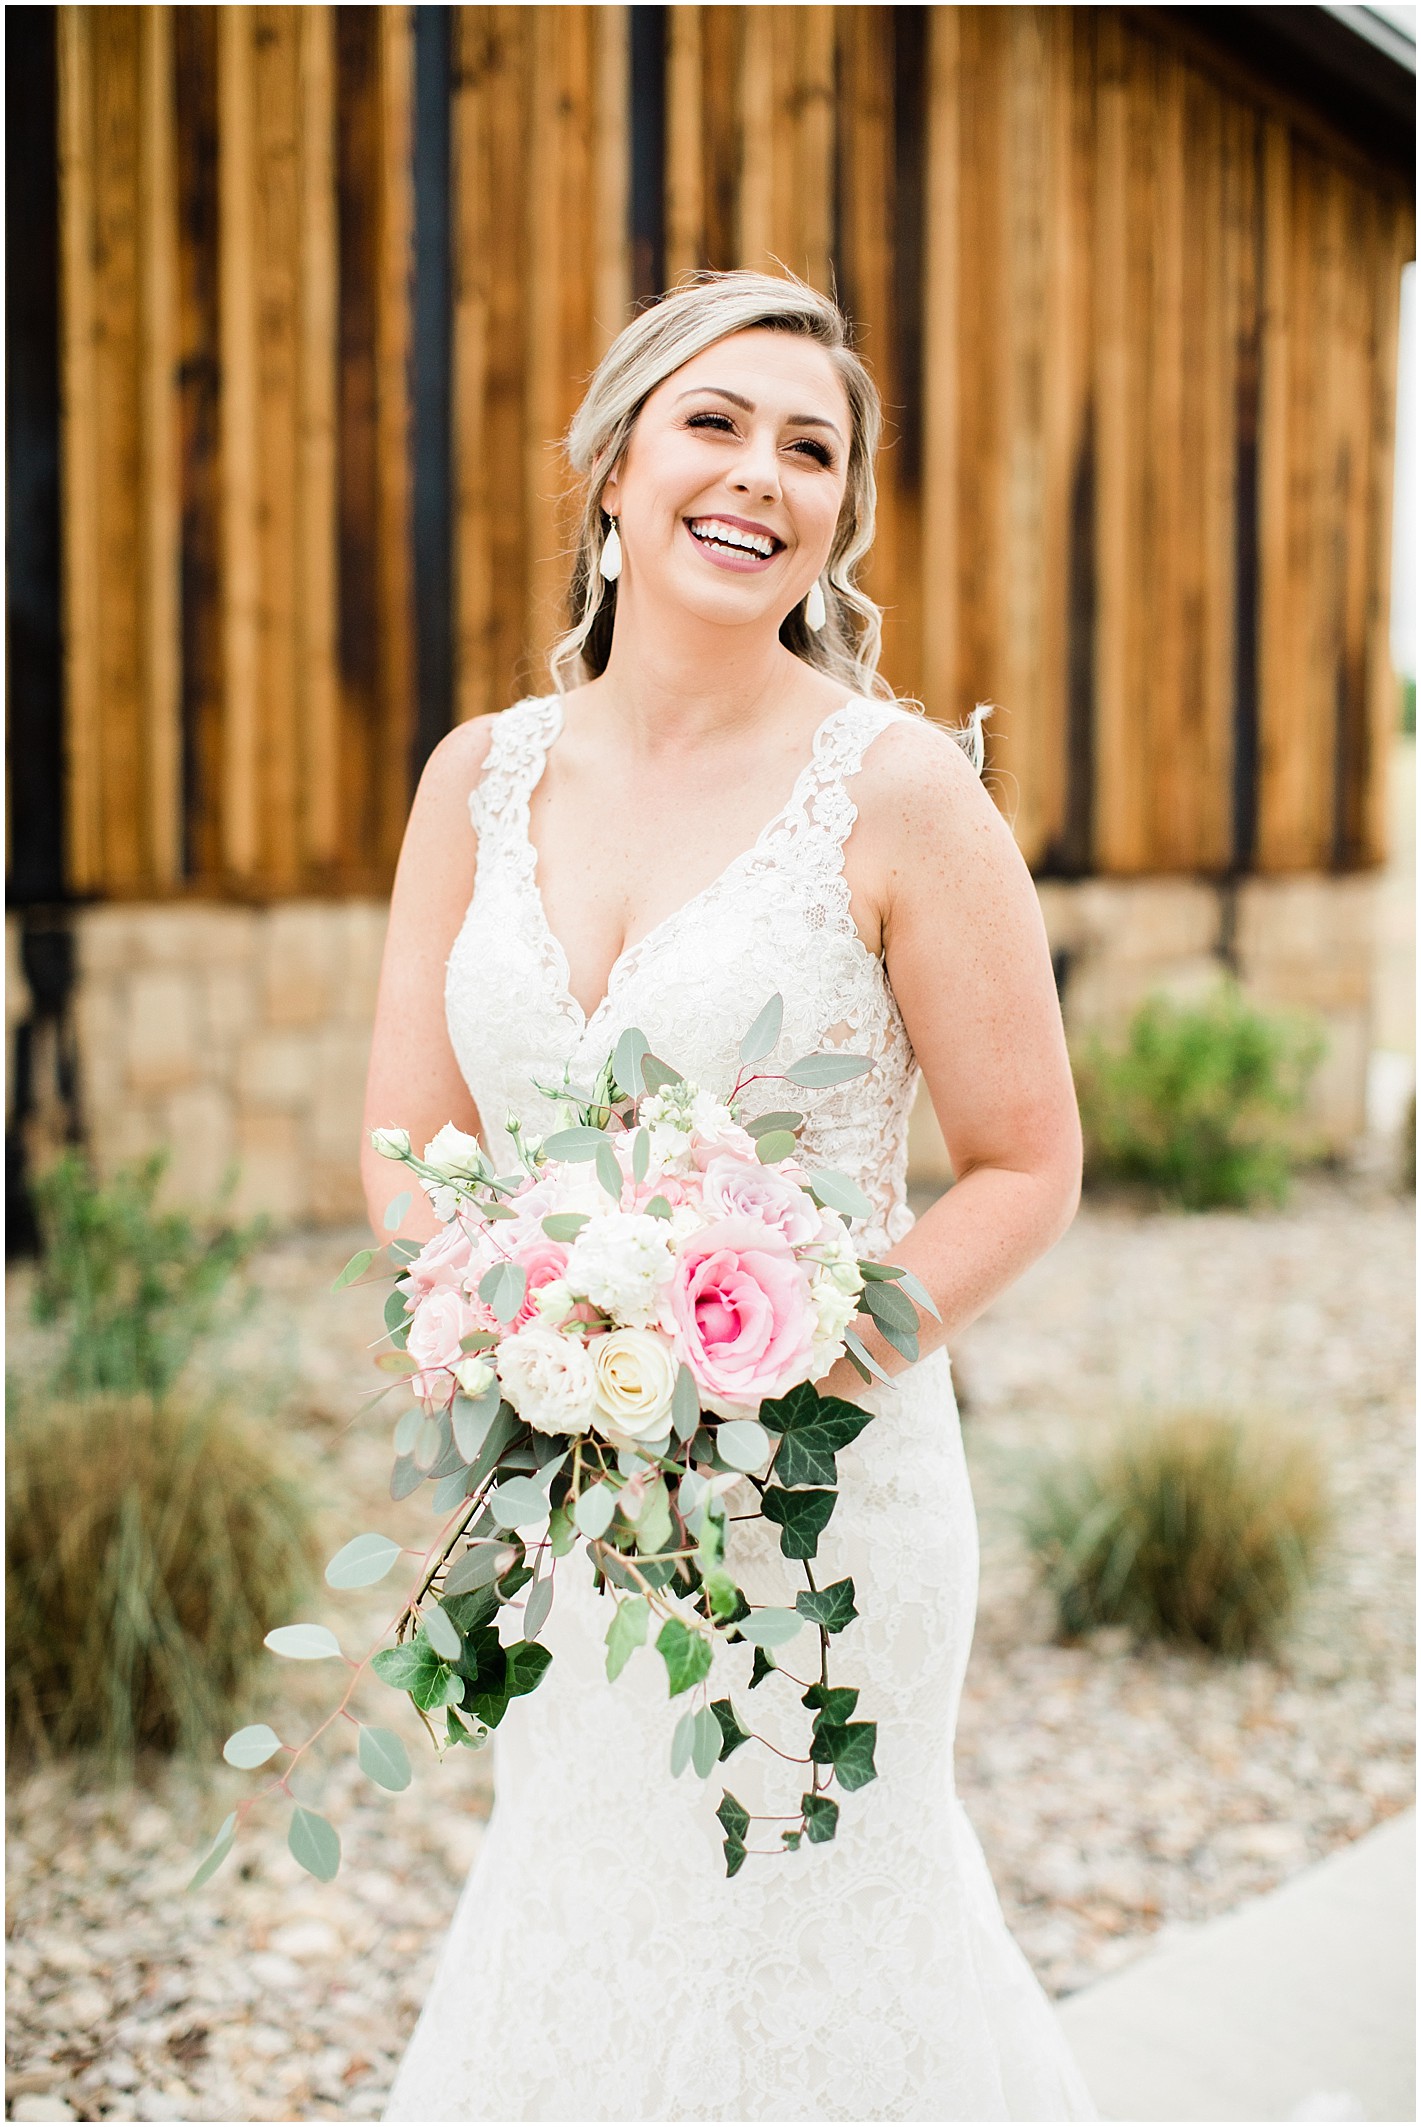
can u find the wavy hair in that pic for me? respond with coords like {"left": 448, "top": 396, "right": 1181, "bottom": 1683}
{"left": 547, "top": 267, "right": 897, "bottom": 701}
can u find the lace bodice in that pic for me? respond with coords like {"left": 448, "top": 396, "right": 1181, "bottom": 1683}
{"left": 444, "top": 691, "right": 922, "bottom": 1255}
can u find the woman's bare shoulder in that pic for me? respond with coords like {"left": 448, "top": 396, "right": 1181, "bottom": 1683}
{"left": 856, "top": 705, "right": 1001, "bottom": 845}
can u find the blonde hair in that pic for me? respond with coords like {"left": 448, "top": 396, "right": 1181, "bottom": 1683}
{"left": 548, "top": 267, "right": 895, "bottom": 702}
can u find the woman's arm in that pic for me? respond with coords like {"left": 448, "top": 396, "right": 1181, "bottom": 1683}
{"left": 818, "top": 720, "right": 1082, "bottom": 1399}
{"left": 359, "top": 716, "right": 498, "bottom": 1247}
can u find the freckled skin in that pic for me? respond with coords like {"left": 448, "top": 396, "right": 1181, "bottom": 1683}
{"left": 361, "top": 326, "right": 1082, "bottom": 1386}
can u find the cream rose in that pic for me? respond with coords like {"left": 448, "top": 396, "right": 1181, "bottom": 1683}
{"left": 591, "top": 1328, "right": 678, "bottom": 1444}
{"left": 496, "top": 1321, "right": 599, "bottom": 1437}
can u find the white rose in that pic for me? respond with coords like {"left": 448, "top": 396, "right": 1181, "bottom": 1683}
{"left": 370, "top": 1126, "right": 411, "bottom": 1160}
{"left": 453, "top": 1356, "right": 495, "bottom": 1398}
{"left": 496, "top": 1322, "right": 599, "bottom": 1437}
{"left": 591, "top": 1329, "right": 677, "bottom": 1443}
{"left": 533, "top": 1277, "right": 574, "bottom": 1321}
{"left": 563, "top": 1212, "right": 675, "bottom": 1329}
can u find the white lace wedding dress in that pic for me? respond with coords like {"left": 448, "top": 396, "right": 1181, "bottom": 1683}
{"left": 383, "top": 692, "right": 1099, "bottom": 2123}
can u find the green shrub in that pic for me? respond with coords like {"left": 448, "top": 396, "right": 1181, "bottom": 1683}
{"left": 1020, "top": 1409, "right": 1332, "bottom": 1658}
{"left": 28, "top": 1148, "right": 268, "bottom": 1398}
{"left": 1073, "top": 983, "right": 1326, "bottom": 1209}
{"left": 6, "top": 1386, "right": 317, "bottom": 1774}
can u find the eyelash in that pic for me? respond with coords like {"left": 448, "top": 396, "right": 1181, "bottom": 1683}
{"left": 685, "top": 409, "right": 836, "bottom": 468}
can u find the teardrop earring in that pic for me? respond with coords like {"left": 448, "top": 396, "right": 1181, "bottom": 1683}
{"left": 804, "top": 577, "right": 827, "bottom": 633}
{"left": 598, "top": 519, "right": 623, "bottom": 583}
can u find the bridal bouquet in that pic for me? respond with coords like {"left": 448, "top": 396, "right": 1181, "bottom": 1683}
{"left": 192, "top": 998, "right": 937, "bottom": 1892}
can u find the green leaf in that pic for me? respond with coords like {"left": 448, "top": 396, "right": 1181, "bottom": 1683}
{"left": 443, "top": 1539, "right": 515, "bottom": 1599}
{"left": 540, "top": 1211, "right": 590, "bottom": 1243}
{"left": 723, "top": 1839, "right": 747, "bottom": 1878}
{"left": 458, "top": 1327, "right": 499, "bottom": 1352}
{"left": 861, "top": 1279, "right": 919, "bottom": 1333}
{"left": 478, "top": 1259, "right": 527, "bottom": 1324}
{"left": 523, "top": 1569, "right": 554, "bottom": 1639}
{"left": 739, "top": 992, "right": 784, "bottom": 1064}
{"left": 785, "top": 1052, "right": 873, "bottom": 1088}
{"left": 691, "top": 1703, "right": 721, "bottom": 1778}
{"left": 371, "top": 1639, "right": 464, "bottom": 1713}
{"left": 746, "top": 1110, "right": 803, "bottom": 1138}
{"left": 325, "top": 1531, "right": 403, "bottom": 1589}
{"left": 640, "top": 1054, "right": 684, "bottom": 1093}
{"left": 714, "top": 1418, "right": 771, "bottom": 1472}
{"left": 595, "top": 1138, "right": 623, "bottom": 1202}
{"left": 450, "top": 1378, "right": 502, "bottom": 1462}
{"left": 377, "top": 1350, "right": 419, "bottom": 1376}
{"left": 612, "top": 1026, "right": 650, "bottom": 1098}
{"left": 760, "top": 1485, "right": 837, "bottom": 1559}
{"left": 736, "top": 1605, "right": 804, "bottom": 1647}
{"left": 541, "top": 1126, "right": 607, "bottom": 1160}
{"left": 782, "top": 1829, "right": 802, "bottom": 1851}
{"left": 605, "top": 1594, "right": 650, "bottom": 1680}
{"left": 548, "top": 1501, "right": 576, "bottom": 1556}
{"left": 422, "top": 1602, "right": 463, "bottom": 1661}
{"left": 461, "top": 1400, "right": 520, "bottom": 1495}
{"left": 187, "top": 1811, "right": 237, "bottom": 1892}
{"left": 710, "top": 1697, "right": 750, "bottom": 1760}
{"left": 490, "top": 1474, "right": 553, "bottom": 1529}
{"left": 413, "top": 1413, "right": 444, "bottom": 1468}
{"left": 802, "top": 1682, "right": 860, "bottom": 1727}
{"left": 332, "top": 1247, "right": 375, "bottom": 1291}
{"left": 701, "top": 1567, "right": 741, "bottom": 1621}
{"left": 802, "top": 1792, "right": 840, "bottom": 1844}
{"left": 222, "top": 1723, "right": 282, "bottom": 1770}
{"left": 843, "top": 1325, "right": 891, "bottom": 1384}
{"left": 754, "top": 1130, "right": 799, "bottom": 1165}
{"left": 858, "top": 1259, "right": 906, "bottom": 1280}
{"left": 574, "top": 1481, "right": 617, "bottom": 1540}
{"left": 383, "top": 1189, "right": 412, "bottom": 1233}
{"left": 503, "top": 1640, "right": 553, "bottom": 1697}
{"left": 288, "top": 1805, "right": 341, "bottom": 1883}
{"left": 631, "top": 1128, "right": 650, "bottom": 1183}
{"left": 656, "top": 1615, "right": 713, "bottom": 1696}
{"left": 716, "top": 1790, "right": 751, "bottom": 1843}
{"left": 370, "top": 1642, "right": 426, "bottom": 1691}
{"left": 264, "top": 1623, "right": 343, "bottom": 1661}
{"left": 357, "top": 1725, "right": 412, "bottom": 1792}
{"left": 384, "top": 1284, "right": 411, "bottom": 1344}
{"left": 635, "top": 1476, "right": 674, "bottom": 1557}
{"left": 671, "top": 1365, "right": 701, "bottom": 1441}
{"left": 760, "top": 1383, "right": 873, "bottom": 1487}
{"left": 810, "top": 1719, "right": 879, "bottom": 1791}
{"left": 480, "top": 1199, "right": 518, "bottom": 1221}
{"left": 895, "top": 1266, "right": 941, "bottom": 1321}
{"left": 871, "top": 1316, "right": 920, "bottom": 1364}
{"left": 807, "top": 1167, "right": 874, "bottom": 1219}
{"left": 393, "top": 1405, "right": 421, "bottom": 1457}
{"left": 795, "top": 1576, "right": 858, "bottom": 1633}
{"left": 670, "top": 1707, "right": 696, "bottom": 1777}
{"left": 749, "top": 1645, "right": 777, "bottom": 1688}
{"left": 389, "top": 1451, "right": 423, "bottom": 1501}
{"left": 644, "top": 1195, "right": 673, "bottom": 1220}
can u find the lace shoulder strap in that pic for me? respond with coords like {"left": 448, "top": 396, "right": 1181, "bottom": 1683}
{"left": 468, "top": 694, "right": 562, "bottom": 848}
{"left": 771, "top": 696, "right": 920, "bottom": 863}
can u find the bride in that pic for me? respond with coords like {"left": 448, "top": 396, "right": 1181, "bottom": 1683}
{"left": 365, "top": 269, "right": 1098, "bottom": 2123}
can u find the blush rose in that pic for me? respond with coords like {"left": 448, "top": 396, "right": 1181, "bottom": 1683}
{"left": 667, "top": 1215, "right": 817, "bottom": 1419}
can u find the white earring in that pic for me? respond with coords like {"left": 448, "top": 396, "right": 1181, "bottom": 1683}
{"left": 804, "top": 577, "right": 827, "bottom": 632}
{"left": 598, "top": 520, "right": 622, "bottom": 583}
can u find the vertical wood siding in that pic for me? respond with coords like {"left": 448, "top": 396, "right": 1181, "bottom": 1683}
{"left": 56, "top": 5, "right": 1412, "bottom": 899}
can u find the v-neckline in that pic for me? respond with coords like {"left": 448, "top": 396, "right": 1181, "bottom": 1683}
{"left": 520, "top": 690, "right": 867, "bottom": 1032}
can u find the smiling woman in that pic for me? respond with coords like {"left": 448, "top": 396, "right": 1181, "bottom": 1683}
{"left": 368, "top": 269, "right": 1096, "bottom": 2124}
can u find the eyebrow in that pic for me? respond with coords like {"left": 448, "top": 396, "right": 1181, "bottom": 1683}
{"left": 674, "top": 385, "right": 844, "bottom": 443}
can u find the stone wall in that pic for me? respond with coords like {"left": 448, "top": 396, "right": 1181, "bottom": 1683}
{"left": 5, "top": 872, "right": 1392, "bottom": 1225}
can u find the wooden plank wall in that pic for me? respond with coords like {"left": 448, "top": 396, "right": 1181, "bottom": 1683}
{"left": 56, "top": 5, "right": 1412, "bottom": 900}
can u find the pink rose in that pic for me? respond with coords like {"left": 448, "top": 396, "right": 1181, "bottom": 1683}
{"left": 700, "top": 1154, "right": 821, "bottom": 1248}
{"left": 690, "top": 1119, "right": 761, "bottom": 1170}
{"left": 406, "top": 1285, "right": 497, "bottom": 1409}
{"left": 667, "top": 1216, "right": 816, "bottom": 1419}
{"left": 399, "top": 1217, "right": 476, "bottom": 1305}
{"left": 509, "top": 1237, "right": 571, "bottom": 1328}
{"left": 629, "top": 1169, "right": 703, "bottom": 1215}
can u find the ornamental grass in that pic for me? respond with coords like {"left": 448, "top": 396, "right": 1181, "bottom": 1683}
{"left": 1072, "top": 983, "right": 1327, "bottom": 1210}
{"left": 5, "top": 1386, "right": 317, "bottom": 1776}
{"left": 1020, "top": 1409, "right": 1332, "bottom": 1658}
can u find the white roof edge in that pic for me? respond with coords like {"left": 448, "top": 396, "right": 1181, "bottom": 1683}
{"left": 1321, "top": 4, "right": 1418, "bottom": 72}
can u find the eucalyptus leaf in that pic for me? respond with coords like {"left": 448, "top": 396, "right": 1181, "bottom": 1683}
{"left": 389, "top": 1452, "right": 423, "bottom": 1501}
{"left": 670, "top": 1707, "right": 696, "bottom": 1777}
{"left": 478, "top": 1259, "right": 527, "bottom": 1324}
{"left": 264, "top": 1623, "right": 343, "bottom": 1662}
{"left": 671, "top": 1365, "right": 701, "bottom": 1442}
{"left": 872, "top": 1316, "right": 920, "bottom": 1364}
{"left": 785, "top": 1051, "right": 873, "bottom": 1088}
{"left": 736, "top": 1606, "right": 804, "bottom": 1648}
{"left": 631, "top": 1128, "right": 650, "bottom": 1183}
{"left": 715, "top": 1419, "right": 771, "bottom": 1473}
{"left": 807, "top": 1167, "right": 874, "bottom": 1219}
{"left": 332, "top": 1248, "right": 374, "bottom": 1291}
{"left": 413, "top": 1414, "right": 444, "bottom": 1470}
{"left": 450, "top": 1381, "right": 501, "bottom": 1463}
{"left": 746, "top": 1110, "right": 803, "bottom": 1138}
{"left": 895, "top": 1266, "right": 942, "bottom": 1321}
{"left": 382, "top": 1189, "right": 412, "bottom": 1233}
{"left": 861, "top": 1278, "right": 919, "bottom": 1333}
{"left": 223, "top": 1723, "right": 282, "bottom": 1770}
{"left": 523, "top": 1571, "right": 555, "bottom": 1639}
{"left": 489, "top": 1475, "right": 552, "bottom": 1530}
{"left": 738, "top": 992, "right": 784, "bottom": 1064}
{"left": 325, "top": 1532, "right": 403, "bottom": 1590}
{"left": 754, "top": 1130, "right": 799, "bottom": 1166}
{"left": 541, "top": 1211, "right": 590, "bottom": 1243}
{"left": 187, "top": 1811, "right": 237, "bottom": 1891}
{"left": 443, "top": 1538, "right": 517, "bottom": 1597}
{"left": 384, "top": 1285, "right": 411, "bottom": 1343}
{"left": 541, "top": 1127, "right": 606, "bottom": 1161}
{"left": 357, "top": 1724, "right": 412, "bottom": 1792}
{"left": 393, "top": 1406, "right": 421, "bottom": 1457}
{"left": 422, "top": 1602, "right": 463, "bottom": 1661}
{"left": 612, "top": 1026, "right": 650, "bottom": 1097}
{"left": 857, "top": 1259, "right": 907, "bottom": 1281}
{"left": 691, "top": 1703, "right": 721, "bottom": 1778}
{"left": 643, "top": 1194, "right": 673, "bottom": 1220}
{"left": 843, "top": 1325, "right": 891, "bottom": 1384}
{"left": 288, "top": 1804, "right": 341, "bottom": 1883}
{"left": 574, "top": 1482, "right": 617, "bottom": 1540}
{"left": 595, "top": 1139, "right": 623, "bottom": 1202}
{"left": 640, "top": 1054, "right": 684, "bottom": 1093}
{"left": 376, "top": 1350, "right": 419, "bottom": 1376}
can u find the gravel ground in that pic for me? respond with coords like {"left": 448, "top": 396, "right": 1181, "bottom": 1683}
{"left": 6, "top": 1168, "right": 1414, "bottom": 2123}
